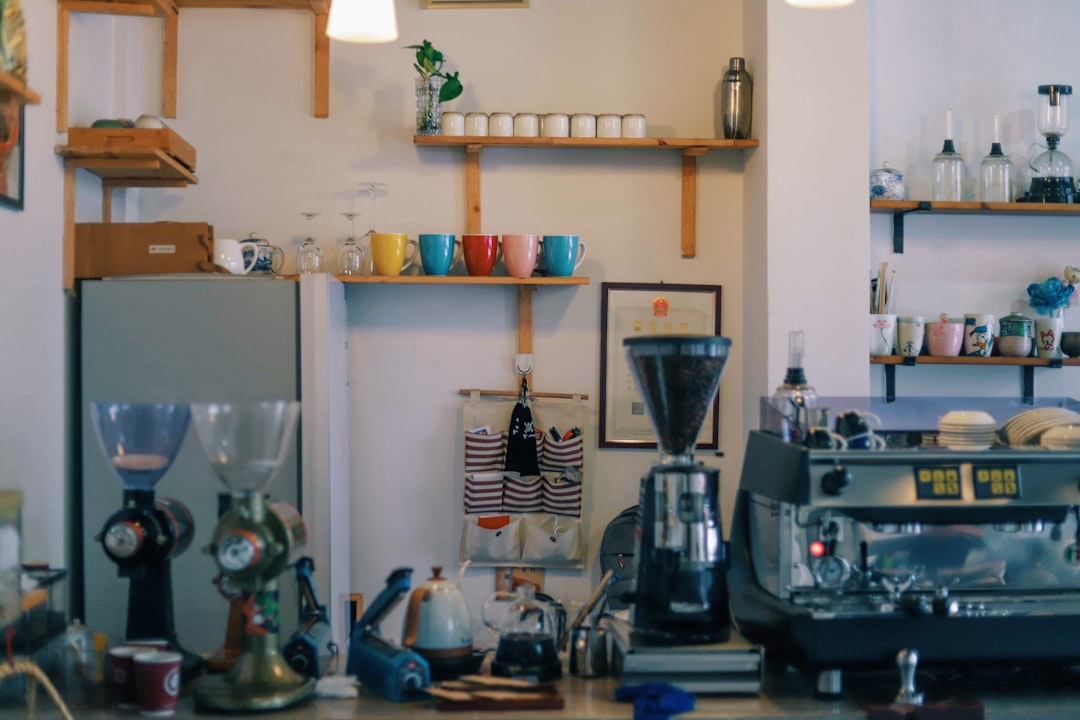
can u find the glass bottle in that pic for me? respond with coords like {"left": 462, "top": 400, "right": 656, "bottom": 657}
{"left": 720, "top": 57, "right": 752, "bottom": 140}
{"left": 767, "top": 330, "right": 818, "bottom": 443}
{"left": 979, "top": 114, "right": 1012, "bottom": 202}
{"left": 931, "top": 108, "right": 965, "bottom": 201}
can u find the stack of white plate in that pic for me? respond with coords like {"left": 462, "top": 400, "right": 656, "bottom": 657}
{"left": 1000, "top": 407, "right": 1080, "bottom": 447}
{"left": 1040, "top": 424, "right": 1080, "bottom": 450}
{"left": 938, "top": 410, "right": 998, "bottom": 451}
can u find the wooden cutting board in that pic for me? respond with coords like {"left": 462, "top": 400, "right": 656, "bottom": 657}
{"left": 432, "top": 682, "right": 564, "bottom": 712}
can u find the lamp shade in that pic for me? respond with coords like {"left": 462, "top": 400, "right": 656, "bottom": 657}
{"left": 785, "top": 0, "right": 854, "bottom": 6}
{"left": 327, "top": 0, "right": 399, "bottom": 43}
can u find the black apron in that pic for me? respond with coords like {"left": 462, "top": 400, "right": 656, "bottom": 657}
{"left": 503, "top": 377, "right": 540, "bottom": 476}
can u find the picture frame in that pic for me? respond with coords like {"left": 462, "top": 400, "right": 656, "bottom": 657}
{"left": 599, "top": 282, "right": 722, "bottom": 450}
{"left": 422, "top": 0, "right": 528, "bottom": 8}
{"left": 0, "top": 98, "right": 24, "bottom": 211}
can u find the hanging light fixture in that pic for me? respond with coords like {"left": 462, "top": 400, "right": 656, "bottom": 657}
{"left": 785, "top": 0, "right": 855, "bottom": 7}
{"left": 326, "top": 0, "right": 399, "bottom": 43}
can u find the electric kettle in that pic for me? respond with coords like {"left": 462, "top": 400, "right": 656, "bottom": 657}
{"left": 401, "top": 567, "right": 474, "bottom": 678}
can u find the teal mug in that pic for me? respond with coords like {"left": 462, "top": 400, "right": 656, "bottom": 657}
{"left": 419, "top": 233, "right": 462, "bottom": 276}
{"left": 541, "top": 235, "right": 587, "bottom": 277}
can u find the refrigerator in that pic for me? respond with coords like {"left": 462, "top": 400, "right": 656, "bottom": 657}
{"left": 77, "top": 275, "right": 350, "bottom": 657}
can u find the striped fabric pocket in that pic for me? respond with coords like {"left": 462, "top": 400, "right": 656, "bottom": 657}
{"left": 541, "top": 474, "right": 582, "bottom": 517}
{"left": 539, "top": 434, "right": 583, "bottom": 473}
{"left": 465, "top": 431, "right": 506, "bottom": 473}
{"left": 464, "top": 471, "right": 504, "bottom": 514}
{"left": 502, "top": 474, "right": 543, "bottom": 514}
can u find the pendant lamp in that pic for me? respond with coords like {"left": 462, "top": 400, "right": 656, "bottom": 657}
{"left": 327, "top": 0, "right": 399, "bottom": 43}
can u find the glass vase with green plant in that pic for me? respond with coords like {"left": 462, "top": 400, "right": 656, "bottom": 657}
{"left": 407, "top": 39, "right": 463, "bottom": 135}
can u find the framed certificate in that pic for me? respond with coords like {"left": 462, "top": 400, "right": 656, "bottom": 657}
{"left": 598, "top": 282, "right": 722, "bottom": 449}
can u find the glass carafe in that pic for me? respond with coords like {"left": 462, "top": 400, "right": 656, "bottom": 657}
{"left": 483, "top": 584, "right": 561, "bottom": 682}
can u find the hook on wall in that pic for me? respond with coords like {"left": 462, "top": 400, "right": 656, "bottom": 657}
{"left": 515, "top": 353, "right": 534, "bottom": 376}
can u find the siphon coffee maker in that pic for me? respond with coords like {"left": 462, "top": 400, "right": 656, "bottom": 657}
{"left": 90, "top": 402, "right": 203, "bottom": 680}
{"left": 189, "top": 401, "right": 313, "bottom": 712}
{"left": 1023, "top": 84, "right": 1075, "bottom": 203}
{"left": 624, "top": 335, "right": 732, "bottom": 644}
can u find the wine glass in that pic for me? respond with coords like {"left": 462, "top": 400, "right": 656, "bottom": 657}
{"left": 357, "top": 182, "right": 388, "bottom": 237}
{"left": 297, "top": 212, "right": 324, "bottom": 274}
{"left": 337, "top": 211, "right": 368, "bottom": 276}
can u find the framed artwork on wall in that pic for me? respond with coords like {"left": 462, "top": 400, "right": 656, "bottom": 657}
{"left": 0, "top": 98, "right": 24, "bottom": 211}
{"left": 599, "top": 282, "right": 723, "bottom": 450}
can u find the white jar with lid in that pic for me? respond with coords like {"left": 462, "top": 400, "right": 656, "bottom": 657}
{"left": 441, "top": 112, "right": 465, "bottom": 137}
{"left": 542, "top": 113, "right": 570, "bottom": 138}
{"left": 489, "top": 112, "right": 513, "bottom": 137}
{"left": 621, "top": 114, "right": 647, "bottom": 139}
{"left": 570, "top": 114, "right": 597, "bottom": 138}
{"left": 513, "top": 113, "right": 539, "bottom": 137}
{"left": 465, "top": 112, "right": 489, "bottom": 137}
{"left": 597, "top": 114, "right": 622, "bottom": 139}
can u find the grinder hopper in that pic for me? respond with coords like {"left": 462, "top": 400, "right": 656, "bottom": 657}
{"left": 624, "top": 335, "right": 731, "bottom": 462}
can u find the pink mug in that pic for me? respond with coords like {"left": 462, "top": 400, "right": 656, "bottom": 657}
{"left": 501, "top": 234, "right": 539, "bottom": 278}
{"left": 926, "top": 318, "right": 964, "bottom": 357}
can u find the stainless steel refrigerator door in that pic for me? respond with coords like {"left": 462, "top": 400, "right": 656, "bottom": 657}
{"left": 79, "top": 277, "right": 301, "bottom": 655}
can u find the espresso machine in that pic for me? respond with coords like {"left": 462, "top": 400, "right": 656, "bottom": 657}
{"left": 189, "top": 401, "right": 314, "bottom": 712}
{"left": 624, "top": 335, "right": 732, "bottom": 644}
{"left": 730, "top": 397, "right": 1080, "bottom": 697}
{"left": 90, "top": 402, "right": 203, "bottom": 680}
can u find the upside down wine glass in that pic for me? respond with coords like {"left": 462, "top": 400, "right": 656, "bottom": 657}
{"left": 357, "top": 181, "right": 387, "bottom": 238}
{"left": 297, "top": 212, "right": 324, "bottom": 274}
{"left": 338, "top": 211, "right": 367, "bottom": 276}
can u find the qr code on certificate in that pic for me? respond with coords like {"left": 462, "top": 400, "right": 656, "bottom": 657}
{"left": 631, "top": 401, "right": 644, "bottom": 416}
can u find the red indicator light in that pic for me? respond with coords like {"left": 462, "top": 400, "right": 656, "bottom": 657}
{"left": 809, "top": 541, "right": 826, "bottom": 558}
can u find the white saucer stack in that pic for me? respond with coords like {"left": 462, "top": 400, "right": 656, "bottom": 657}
{"left": 938, "top": 410, "right": 998, "bottom": 451}
{"left": 1000, "top": 407, "right": 1080, "bottom": 447}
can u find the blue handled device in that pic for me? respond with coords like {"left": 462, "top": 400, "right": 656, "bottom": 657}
{"left": 346, "top": 567, "right": 430, "bottom": 701}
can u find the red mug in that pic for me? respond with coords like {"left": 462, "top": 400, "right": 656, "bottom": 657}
{"left": 108, "top": 645, "right": 146, "bottom": 710}
{"left": 134, "top": 650, "right": 183, "bottom": 717}
{"left": 462, "top": 234, "right": 501, "bottom": 277}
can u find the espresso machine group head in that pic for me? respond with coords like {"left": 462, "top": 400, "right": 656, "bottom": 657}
{"left": 624, "top": 335, "right": 732, "bottom": 645}
{"left": 90, "top": 402, "right": 203, "bottom": 680}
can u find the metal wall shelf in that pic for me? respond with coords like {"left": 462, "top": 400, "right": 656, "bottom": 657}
{"left": 871, "top": 355, "right": 1080, "bottom": 403}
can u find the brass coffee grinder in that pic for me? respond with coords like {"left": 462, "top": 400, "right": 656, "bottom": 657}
{"left": 189, "top": 401, "right": 313, "bottom": 712}
{"left": 90, "top": 401, "right": 203, "bottom": 680}
{"left": 624, "top": 335, "right": 732, "bottom": 644}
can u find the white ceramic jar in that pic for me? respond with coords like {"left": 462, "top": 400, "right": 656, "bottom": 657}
{"left": 441, "top": 112, "right": 465, "bottom": 136}
{"left": 542, "top": 113, "right": 570, "bottom": 138}
{"left": 513, "top": 113, "right": 539, "bottom": 137}
{"left": 621, "top": 114, "right": 647, "bottom": 139}
{"left": 489, "top": 112, "right": 514, "bottom": 137}
{"left": 571, "top": 114, "right": 597, "bottom": 138}
{"left": 597, "top": 114, "right": 622, "bottom": 139}
{"left": 465, "top": 112, "right": 489, "bottom": 137}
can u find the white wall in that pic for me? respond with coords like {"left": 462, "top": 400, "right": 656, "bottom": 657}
{"left": 869, "top": 0, "right": 1080, "bottom": 401}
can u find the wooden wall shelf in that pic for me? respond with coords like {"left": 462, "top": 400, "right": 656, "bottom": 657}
{"left": 870, "top": 199, "right": 1080, "bottom": 252}
{"left": 0, "top": 71, "right": 42, "bottom": 105}
{"left": 57, "top": 0, "right": 329, "bottom": 132}
{"left": 870, "top": 354, "right": 1080, "bottom": 404}
{"left": 415, "top": 136, "right": 759, "bottom": 258}
{"left": 56, "top": 143, "right": 200, "bottom": 290}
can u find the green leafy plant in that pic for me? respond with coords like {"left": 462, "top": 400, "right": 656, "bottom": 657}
{"left": 406, "top": 39, "right": 463, "bottom": 103}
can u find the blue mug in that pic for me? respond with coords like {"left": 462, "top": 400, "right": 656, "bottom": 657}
{"left": 541, "top": 235, "right": 587, "bottom": 277}
{"left": 419, "top": 233, "right": 462, "bottom": 276}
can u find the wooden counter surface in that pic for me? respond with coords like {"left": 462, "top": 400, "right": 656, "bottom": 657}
{"left": 13, "top": 666, "right": 1080, "bottom": 720}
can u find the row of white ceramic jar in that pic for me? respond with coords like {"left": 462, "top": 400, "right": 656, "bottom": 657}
{"left": 441, "top": 112, "right": 647, "bottom": 139}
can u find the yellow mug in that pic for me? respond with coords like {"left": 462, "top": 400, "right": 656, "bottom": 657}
{"left": 371, "top": 233, "right": 419, "bottom": 276}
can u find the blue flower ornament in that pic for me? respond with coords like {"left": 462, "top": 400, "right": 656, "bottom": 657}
{"left": 1028, "top": 275, "right": 1075, "bottom": 317}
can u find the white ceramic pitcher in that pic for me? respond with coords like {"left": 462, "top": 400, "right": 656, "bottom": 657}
{"left": 213, "top": 238, "right": 258, "bottom": 275}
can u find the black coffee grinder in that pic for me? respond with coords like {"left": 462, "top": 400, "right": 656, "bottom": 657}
{"left": 625, "top": 335, "right": 732, "bottom": 644}
{"left": 90, "top": 402, "right": 203, "bottom": 680}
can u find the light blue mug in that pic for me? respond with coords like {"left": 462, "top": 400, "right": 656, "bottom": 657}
{"left": 419, "top": 233, "right": 462, "bottom": 276}
{"left": 541, "top": 235, "right": 587, "bottom": 277}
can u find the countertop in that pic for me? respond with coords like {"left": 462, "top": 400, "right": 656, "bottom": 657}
{"left": 12, "top": 664, "right": 1080, "bottom": 720}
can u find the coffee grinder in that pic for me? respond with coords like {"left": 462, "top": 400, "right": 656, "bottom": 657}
{"left": 624, "top": 335, "right": 732, "bottom": 644}
{"left": 1023, "top": 84, "right": 1075, "bottom": 203}
{"left": 189, "top": 401, "right": 314, "bottom": 712}
{"left": 90, "top": 402, "right": 203, "bottom": 680}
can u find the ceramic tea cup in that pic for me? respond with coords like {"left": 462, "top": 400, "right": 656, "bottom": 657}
{"left": 502, "top": 234, "right": 540, "bottom": 278}
{"left": 1061, "top": 332, "right": 1080, "bottom": 358}
{"left": 213, "top": 238, "right": 257, "bottom": 275}
{"left": 897, "top": 316, "right": 925, "bottom": 358}
{"left": 963, "top": 313, "right": 996, "bottom": 357}
{"left": 419, "top": 233, "right": 462, "bottom": 276}
{"left": 926, "top": 316, "right": 964, "bottom": 357}
{"left": 869, "top": 314, "right": 897, "bottom": 356}
{"left": 462, "top": 234, "right": 501, "bottom": 277}
{"left": 541, "top": 235, "right": 587, "bottom": 277}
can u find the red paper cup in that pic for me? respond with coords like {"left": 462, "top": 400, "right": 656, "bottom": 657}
{"left": 108, "top": 645, "right": 145, "bottom": 709}
{"left": 134, "top": 651, "right": 182, "bottom": 717}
